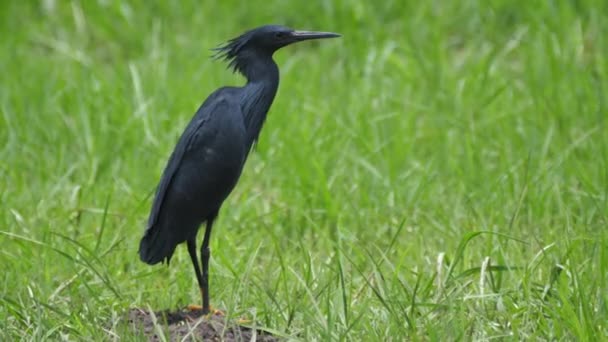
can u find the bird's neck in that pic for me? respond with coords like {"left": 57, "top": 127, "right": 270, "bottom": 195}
{"left": 239, "top": 53, "right": 279, "bottom": 84}
{"left": 239, "top": 57, "right": 280, "bottom": 147}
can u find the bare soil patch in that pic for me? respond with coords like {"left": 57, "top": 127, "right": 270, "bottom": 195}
{"left": 124, "top": 308, "right": 279, "bottom": 341}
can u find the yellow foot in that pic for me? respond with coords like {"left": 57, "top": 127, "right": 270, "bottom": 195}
{"left": 212, "top": 308, "right": 225, "bottom": 316}
{"left": 185, "top": 304, "right": 225, "bottom": 316}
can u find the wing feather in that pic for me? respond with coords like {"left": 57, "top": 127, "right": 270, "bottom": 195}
{"left": 145, "top": 90, "right": 227, "bottom": 231}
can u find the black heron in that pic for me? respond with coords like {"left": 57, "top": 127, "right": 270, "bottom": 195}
{"left": 138, "top": 25, "right": 340, "bottom": 314}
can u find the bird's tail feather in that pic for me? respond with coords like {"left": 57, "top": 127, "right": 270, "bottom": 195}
{"left": 139, "top": 224, "right": 177, "bottom": 265}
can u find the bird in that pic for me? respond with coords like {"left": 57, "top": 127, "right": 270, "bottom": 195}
{"left": 138, "top": 25, "right": 340, "bottom": 314}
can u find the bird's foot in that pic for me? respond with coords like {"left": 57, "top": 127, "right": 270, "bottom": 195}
{"left": 186, "top": 304, "right": 203, "bottom": 311}
{"left": 185, "top": 304, "right": 225, "bottom": 316}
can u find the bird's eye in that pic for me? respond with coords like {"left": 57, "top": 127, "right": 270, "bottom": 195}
{"left": 275, "top": 32, "right": 287, "bottom": 39}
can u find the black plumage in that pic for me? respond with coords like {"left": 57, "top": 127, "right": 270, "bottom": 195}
{"left": 139, "top": 25, "right": 339, "bottom": 314}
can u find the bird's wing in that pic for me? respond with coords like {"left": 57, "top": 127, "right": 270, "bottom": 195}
{"left": 145, "top": 90, "right": 233, "bottom": 231}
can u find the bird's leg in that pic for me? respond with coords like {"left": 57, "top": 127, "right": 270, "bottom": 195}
{"left": 186, "top": 239, "right": 205, "bottom": 312}
{"left": 200, "top": 218, "right": 214, "bottom": 315}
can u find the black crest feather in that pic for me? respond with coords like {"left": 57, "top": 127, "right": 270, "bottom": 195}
{"left": 212, "top": 30, "right": 255, "bottom": 74}
{"left": 211, "top": 25, "right": 290, "bottom": 75}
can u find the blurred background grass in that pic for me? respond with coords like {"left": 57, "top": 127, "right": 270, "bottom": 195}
{"left": 1, "top": 0, "right": 607, "bottom": 340}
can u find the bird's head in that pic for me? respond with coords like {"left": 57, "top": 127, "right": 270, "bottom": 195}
{"left": 214, "top": 25, "right": 340, "bottom": 73}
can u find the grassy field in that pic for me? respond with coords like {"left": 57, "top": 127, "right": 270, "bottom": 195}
{"left": 1, "top": 0, "right": 607, "bottom": 340}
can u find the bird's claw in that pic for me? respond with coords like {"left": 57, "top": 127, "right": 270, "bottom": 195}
{"left": 211, "top": 308, "right": 225, "bottom": 316}
{"left": 185, "top": 304, "right": 225, "bottom": 316}
{"left": 186, "top": 304, "right": 203, "bottom": 311}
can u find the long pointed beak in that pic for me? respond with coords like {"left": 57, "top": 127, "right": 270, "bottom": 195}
{"left": 291, "top": 30, "right": 341, "bottom": 41}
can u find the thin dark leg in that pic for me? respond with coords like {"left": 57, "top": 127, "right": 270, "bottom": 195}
{"left": 186, "top": 238, "right": 204, "bottom": 302}
{"left": 200, "top": 216, "right": 215, "bottom": 314}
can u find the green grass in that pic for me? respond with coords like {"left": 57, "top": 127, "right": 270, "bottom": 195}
{"left": 1, "top": 0, "right": 607, "bottom": 340}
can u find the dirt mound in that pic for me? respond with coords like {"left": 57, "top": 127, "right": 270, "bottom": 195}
{"left": 125, "top": 308, "right": 279, "bottom": 341}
